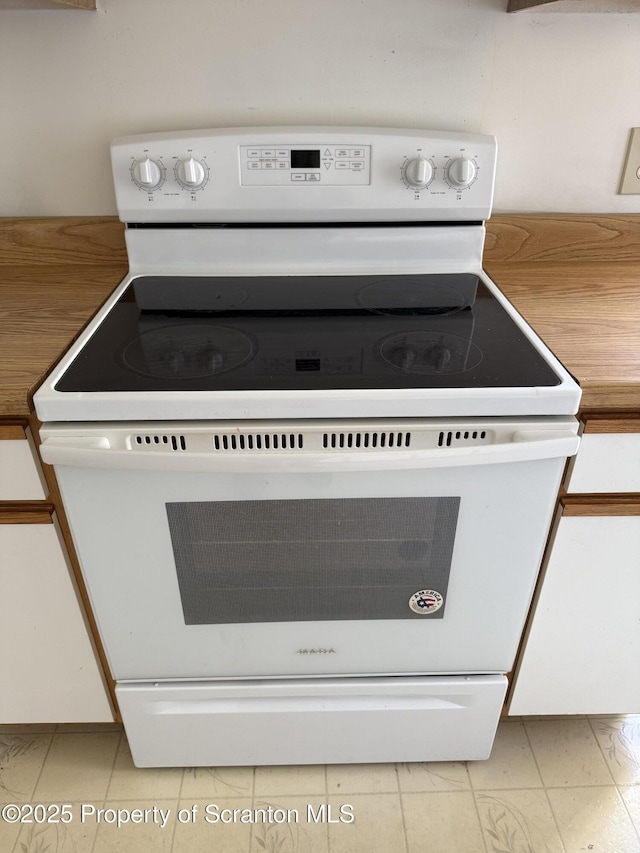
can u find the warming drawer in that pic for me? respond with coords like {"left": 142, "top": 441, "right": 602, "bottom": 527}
{"left": 117, "top": 674, "right": 507, "bottom": 767}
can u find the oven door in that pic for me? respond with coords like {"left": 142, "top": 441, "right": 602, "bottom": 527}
{"left": 41, "top": 419, "right": 578, "bottom": 681}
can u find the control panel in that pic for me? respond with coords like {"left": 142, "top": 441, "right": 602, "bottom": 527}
{"left": 111, "top": 127, "right": 497, "bottom": 223}
{"left": 240, "top": 145, "right": 371, "bottom": 186}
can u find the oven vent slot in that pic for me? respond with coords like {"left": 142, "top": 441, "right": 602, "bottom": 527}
{"left": 213, "top": 433, "right": 304, "bottom": 451}
{"left": 322, "top": 432, "right": 412, "bottom": 450}
{"left": 133, "top": 434, "right": 186, "bottom": 451}
{"left": 438, "top": 429, "right": 489, "bottom": 448}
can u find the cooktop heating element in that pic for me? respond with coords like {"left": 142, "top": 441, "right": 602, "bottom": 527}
{"left": 122, "top": 324, "right": 255, "bottom": 380}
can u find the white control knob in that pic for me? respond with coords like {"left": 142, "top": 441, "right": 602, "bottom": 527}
{"left": 402, "top": 156, "right": 433, "bottom": 190}
{"left": 176, "top": 156, "right": 207, "bottom": 189}
{"left": 446, "top": 157, "right": 477, "bottom": 188}
{"left": 131, "top": 157, "right": 163, "bottom": 190}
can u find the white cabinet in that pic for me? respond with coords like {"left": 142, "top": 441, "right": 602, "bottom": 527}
{"left": 0, "top": 425, "right": 46, "bottom": 500}
{"left": 510, "top": 416, "right": 640, "bottom": 716}
{"left": 0, "top": 422, "right": 113, "bottom": 723}
{"left": 509, "top": 509, "right": 640, "bottom": 715}
{"left": 566, "top": 419, "right": 640, "bottom": 494}
{"left": 0, "top": 518, "right": 114, "bottom": 722}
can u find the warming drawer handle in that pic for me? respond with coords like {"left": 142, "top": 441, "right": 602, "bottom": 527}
{"left": 151, "top": 696, "right": 465, "bottom": 715}
{"left": 39, "top": 432, "right": 580, "bottom": 472}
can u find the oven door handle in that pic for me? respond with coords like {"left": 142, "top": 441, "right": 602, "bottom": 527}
{"left": 39, "top": 431, "right": 579, "bottom": 472}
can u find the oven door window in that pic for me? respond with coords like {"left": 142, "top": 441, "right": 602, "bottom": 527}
{"left": 166, "top": 497, "right": 459, "bottom": 624}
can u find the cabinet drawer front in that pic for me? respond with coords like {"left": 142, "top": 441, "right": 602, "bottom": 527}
{"left": 567, "top": 426, "right": 640, "bottom": 494}
{"left": 0, "top": 426, "right": 47, "bottom": 500}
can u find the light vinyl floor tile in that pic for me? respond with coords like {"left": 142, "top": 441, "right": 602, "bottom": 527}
{"left": 0, "top": 733, "right": 52, "bottom": 802}
{"left": 403, "top": 790, "right": 484, "bottom": 853}
{"left": 13, "top": 812, "right": 100, "bottom": 853}
{"left": 254, "top": 764, "right": 326, "bottom": 797}
{"left": 179, "top": 765, "right": 254, "bottom": 800}
{"left": 106, "top": 735, "right": 183, "bottom": 800}
{"left": 2, "top": 715, "right": 640, "bottom": 852}
{"left": 547, "top": 785, "right": 640, "bottom": 853}
{"left": 33, "top": 732, "right": 121, "bottom": 802}
{"left": 328, "top": 793, "right": 405, "bottom": 853}
{"left": 476, "top": 789, "right": 564, "bottom": 853}
{"left": 250, "top": 797, "right": 330, "bottom": 853}
{"left": 397, "top": 760, "right": 470, "bottom": 793}
{"left": 524, "top": 717, "right": 614, "bottom": 787}
{"left": 172, "top": 798, "right": 253, "bottom": 853}
{"left": 326, "top": 762, "right": 399, "bottom": 794}
{"left": 467, "top": 720, "right": 543, "bottom": 790}
{"left": 590, "top": 714, "right": 640, "bottom": 785}
{"left": 621, "top": 785, "right": 640, "bottom": 838}
{"left": 92, "top": 799, "right": 177, "bottom": 853}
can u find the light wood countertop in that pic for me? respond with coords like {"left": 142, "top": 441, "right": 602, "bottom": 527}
{"left": 1, "top": 214, "right": 638, "bottom": 418}
{"left": 483, "top": 214, "right": 640, "bottom": 412}
{"left": 0, "top": 218, "right": 127, "bottom": 418}
{"left": 0, "top": 264, "right": 126, "bottom": 417}
{"left": 487, "top": 262, "right": 640, "bottom": 412}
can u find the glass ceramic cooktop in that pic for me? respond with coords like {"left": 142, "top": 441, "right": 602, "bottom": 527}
{"left": 54, "top": 274, "right": 562, "bottom": 393}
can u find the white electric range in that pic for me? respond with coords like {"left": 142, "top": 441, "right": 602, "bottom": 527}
{"left": 34, "top": 127, "right": 580, "bottom": 767}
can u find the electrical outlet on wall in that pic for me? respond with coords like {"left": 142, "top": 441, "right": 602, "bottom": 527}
{"left": 619, "top": 128, "right": 640, "bottom": 194}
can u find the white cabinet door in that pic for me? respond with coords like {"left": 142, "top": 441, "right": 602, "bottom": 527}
{"left": 509, "top": 511, "right": 640, "bottom": 715}
{"left": 0, "top": 518, "right": 114, "bottom": 723}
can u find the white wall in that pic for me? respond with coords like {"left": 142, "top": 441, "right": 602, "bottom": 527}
{"left": 1, "top": 0, "right": 639, "bottom": 216}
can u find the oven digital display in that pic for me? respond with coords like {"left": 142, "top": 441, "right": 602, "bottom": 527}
{"left": 291, "top": 149, "right": 320, "bottom": 169}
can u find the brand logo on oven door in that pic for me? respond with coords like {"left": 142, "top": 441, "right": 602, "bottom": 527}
{"left": 409, "top": 590, "right": 444, "bottom": 615}
{"left": 297, "top": 648, "right": 337, "bottom": 655}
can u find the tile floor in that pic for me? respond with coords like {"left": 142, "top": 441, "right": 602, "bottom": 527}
{"left": 1, "top": 716, "right": 639, "bottom": 852}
